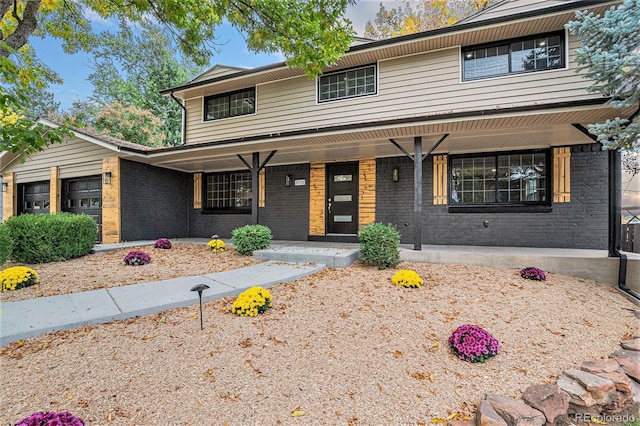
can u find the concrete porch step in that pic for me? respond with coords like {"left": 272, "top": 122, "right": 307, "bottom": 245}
{"left": 253, "top": 246, "right": 361, "bottom": 268}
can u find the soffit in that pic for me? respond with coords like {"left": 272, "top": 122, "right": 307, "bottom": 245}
{"left": 137, "top": 104, "right": 632, "bottom": 173}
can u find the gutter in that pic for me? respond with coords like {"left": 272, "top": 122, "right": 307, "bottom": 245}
{"left": 573, "top": 121, "right": 638, "bottom": 301}
{"left": 170, "top": 92, "right": 186, "bottom": 146}
{"left": 609, "top": 149, "right": 638, "bottom": 300}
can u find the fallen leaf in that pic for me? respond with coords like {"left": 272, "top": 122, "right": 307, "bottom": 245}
{"left": 291, "top": 407, "right": 306, "bottom": 417}
{"left": 430, "top": 418, "right": 446, "bottom": 424}
{"left": 393, "top": 350, "right": 403, "bottom": 357}
{"left": 446, "top": 413, "right": 461, "bottom": 421}
{"left": 141, "top": 335, "right": 155, "bottom": 340}
{"left": 590, "top": 417, "right": 607, "bottom": 425}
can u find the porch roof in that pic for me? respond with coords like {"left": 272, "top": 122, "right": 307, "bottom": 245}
{"left": 131, "top": 101, "right": 634, "bottom": 173}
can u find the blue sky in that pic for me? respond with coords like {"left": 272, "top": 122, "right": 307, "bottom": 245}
{"left": 29, "top": 1, "right": 395, "bottom": 111}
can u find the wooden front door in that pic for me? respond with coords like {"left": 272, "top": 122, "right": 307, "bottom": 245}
{"left": 326, "top": 162, "right": 359, "bottom": 235}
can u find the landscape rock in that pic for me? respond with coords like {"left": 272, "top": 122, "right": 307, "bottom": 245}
{"left": 485, "top": 394, "right": 546, "bottom": 426}
{"left": 613, "top": 349, "right": 640, "bottom": 381}
{"left": 477, "top": 399, "right": 509, "bottom": 426}
{"left": 621, "top": 338, "right": 640, "bottom": 351}
{"left": 564, "top": 369, "right": 617, "bottom": 406}
{"left": 448, "top": 420, "right": 475, "bottom": 426}
{"left": 580, "top": 359, "right": 633, "bottom": 413}
{"left": 557, "top": 375, "right": 597, "bottom": 407}
{"left": 631, "top": 378, "right": 640, "bottom": 404}
{"left": 521, "top": 385, "right": 568, "bottom": 425}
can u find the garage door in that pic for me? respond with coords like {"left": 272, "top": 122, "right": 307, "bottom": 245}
{"left": 63, "top": 176, "right": 102, "bottom": 242}
{"left": 19, "top": 181, "right": 50, "bottom": 215}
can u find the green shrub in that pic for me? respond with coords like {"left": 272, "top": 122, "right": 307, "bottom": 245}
{"left": 5, "top": 213, "right": 97, "bottom": 263}
{"left": 358, "top": 223, "right": 401, "bottom": 270}
{"left": 0, "top": 223, "right": 13, "bottom": 265}
{"left": 230, "top": 224, "right": 272, "bottom": 255}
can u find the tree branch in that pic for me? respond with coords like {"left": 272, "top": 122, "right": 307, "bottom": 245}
{"left": 1, "top": 0, "right": 41, "bottom": 57}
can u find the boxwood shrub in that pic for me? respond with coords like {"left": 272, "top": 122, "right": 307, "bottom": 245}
{"left": 5, "top": 213, "right": 97, "bottom": 263}
{"left": 0, "top": 223, "right": 13, "bottom": 265}
{"left": 231, "top": 224, "right": 272, "bottom": 255}
{"left": 358, "top": 222, "right": 401, "bottom": 270}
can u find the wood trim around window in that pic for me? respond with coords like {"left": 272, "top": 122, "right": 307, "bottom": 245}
{"left": 553, "top": 147, "right": 571, "bottom": 203}
{"left": 193, "top": 173, "right": 202, "bottom": 209}
{"left": 433, "top": 154, "right": 448, "bottom": 205}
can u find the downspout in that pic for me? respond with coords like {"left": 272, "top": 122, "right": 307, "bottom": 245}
{"left": 170, "top": 92, "right": 186, "bottom": 146}
{"left": 572, "top": 122, "right": 637, "bottom": 300}
{"left": 610, "top": 149, "right": 639, "bottom": 300}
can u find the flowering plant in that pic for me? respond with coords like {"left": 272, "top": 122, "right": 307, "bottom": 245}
{"left": 208, "top": 239, "right": 226, "bottom": 253}
{"left": 154, "top": 238, "right": 172, "bottom": 249}
{"left": 520, "top": 266, "right": 546, "bottom": 281}
{"left": 448, "top": 324, "right": 500, "bottom": 363}
{"left": 15, "top": 411, "right": 85, "bottom": 425}
{"left": 0, "top": 266, "right": 39, "bottom": 292}
{"left": 232, "top": 286, "right": 272, "bottom": 316}
{"left": 123, "top": 250, "right": 151, "bottom": 266}
{"left": 391, "top": 269, "right": 423, "bottom": 288}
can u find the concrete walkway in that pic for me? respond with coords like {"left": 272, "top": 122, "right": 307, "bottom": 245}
{"left": 0, "top": 260, "right": 324, "bottom": 346}
{"left": 2, "top": 239, "right": 637, "bottom": 345}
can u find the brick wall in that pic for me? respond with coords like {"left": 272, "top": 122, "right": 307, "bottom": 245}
{"left": 189, "top": 164, "right": 310, "bottom": 241}
{"left": 120, "top": 159, "right": 190, "bottom": 240}
{"left": 375, "top": 144, "right": 609, "bottom": 249}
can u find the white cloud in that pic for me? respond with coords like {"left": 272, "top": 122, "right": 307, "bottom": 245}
{"left": 83, "top": 8, "right": 114, "bottom": 27}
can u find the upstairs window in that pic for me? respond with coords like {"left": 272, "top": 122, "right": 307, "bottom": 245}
{"left": 204, "top": 88, "right": 255, "bottom": 121}
{"left": 204, "top": 171, "right": 252, "bottom": 212}
{"left": 463, "top": 32, "right": 565, "bottom": 80}
{"left": 450, "top": 150, "right": 550, "bottom": 206}
{"left": 318, "top": 65, "right": 376, "bottom": 102}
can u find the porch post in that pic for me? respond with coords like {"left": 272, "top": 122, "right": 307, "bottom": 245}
{"left": 414, "top": 136, "right": 422, "bottom": 251}
{"left": 252, "top": 152, "right": 259, "bottom": 225}
{"left": 609, "top": 149, "right": 622, "bottom": 256}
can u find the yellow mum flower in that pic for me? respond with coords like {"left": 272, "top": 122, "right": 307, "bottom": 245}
{"left": 0, "top": 266, "right": 39, "bottom": 292}
{"left": 232, "top": 286, "right": 272, "bottom": 316}
{"left": 391, "top": 269, "right": 423, "bottom": 288}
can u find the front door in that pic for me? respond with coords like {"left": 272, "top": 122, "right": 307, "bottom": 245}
{"left": 326, "top": 162, "right": 359, "bottom": 234}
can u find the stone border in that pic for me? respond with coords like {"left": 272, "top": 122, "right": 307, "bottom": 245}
{"left": 451, "top": 313, "right": 640, "bottom": 426}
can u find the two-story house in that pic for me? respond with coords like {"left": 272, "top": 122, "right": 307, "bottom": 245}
{"left": 1, "top": 0, "right": 632, "bottom": 253}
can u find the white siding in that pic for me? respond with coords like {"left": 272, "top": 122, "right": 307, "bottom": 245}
{"left": 8, "top": 138, "right": 116, "bottom": 183}
{"left": 462, "top": 0, "right": 583, "bottom": 23}
{"left": 184, "top": 33, "right": 594, "bottom": 145}
{"left": 191, "top": 65, "right": 246, "bottom": 83}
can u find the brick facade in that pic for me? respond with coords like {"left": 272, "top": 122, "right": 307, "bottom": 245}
{"left": 375, "top": 144, "right": 608, "bottom": 249}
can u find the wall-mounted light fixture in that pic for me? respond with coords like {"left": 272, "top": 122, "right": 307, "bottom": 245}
{"left": 285, "top": 174, "right": 292, "bottom": 187}
{"left": 392, "top": 167, "right": 399, "bottom": 182}
{"left": 1, "top": 182, "right": 8, "bottom": 192}
{"left": 103, "top": 171, "right": 112, "bottom": 185}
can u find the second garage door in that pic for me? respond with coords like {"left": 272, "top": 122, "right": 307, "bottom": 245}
{"left": 63, "top": 176, "right": 102, "bottom": 242}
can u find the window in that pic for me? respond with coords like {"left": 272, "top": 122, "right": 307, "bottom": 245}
{"left": 463, "top": 32, "right": 564, "bottom": 80}
{"left": 450, "top": 150, "right": 549, "bottom": 206}
{"left": 204, "top": 171, "right": 252, "bottom": 211}
{"left": 318, "top": 65, "right": 376, "bottom": 102}
{"left": 204, "top": 88, "right": 255, "bottom": 121}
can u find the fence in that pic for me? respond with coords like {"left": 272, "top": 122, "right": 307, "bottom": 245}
{"left": 623, "top": 223, "right": 639, "bottom": 253}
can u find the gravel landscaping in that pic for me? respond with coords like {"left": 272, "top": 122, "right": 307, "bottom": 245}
{"left": 0, "top": 243, "right": 637, "bottom": 424}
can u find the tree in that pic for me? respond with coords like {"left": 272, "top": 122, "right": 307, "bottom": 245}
{"left": 87, "top": 22, "right": 200, "bottom": 146}
{"left": 93, "top": 102, "right": 166, "bottom": 147}
{"left": 1, "top": 0, "right": 356, "bottom": 156}
{"left": 1, "top": 41, "right": 71, "bottom": 158}
{"left": 1, "top": 0, "right": 355, "bottom": 75}
{"left": 364, "top": 0, "right": 496, "bottom": 40}
{"left": 566, "top": 0, "right": 639, "bottom": 150}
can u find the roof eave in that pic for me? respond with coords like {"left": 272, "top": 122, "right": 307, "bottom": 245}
{"left": 159, "top": 0, "right": 619, "bottom": 96}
